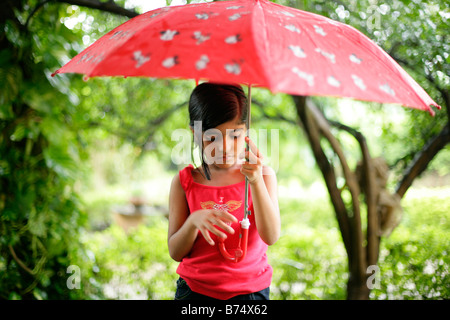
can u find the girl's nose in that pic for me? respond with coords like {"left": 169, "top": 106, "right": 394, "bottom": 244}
{"left": 217, "top": 136, "right": 234, "bottom": 153}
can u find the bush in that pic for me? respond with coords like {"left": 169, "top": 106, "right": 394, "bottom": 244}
{"left": 370, "top": 189, "right": 450, "bottom": 299}
{"left": 74, "top": 216, "right": 178, "bottom": 300}
{"left": 71, "top": 189, "right": 449, "bottom": 300}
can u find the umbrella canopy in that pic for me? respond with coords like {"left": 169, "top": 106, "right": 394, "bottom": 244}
{"left": 53, "top": 0, "right": 440, "bottom": 115}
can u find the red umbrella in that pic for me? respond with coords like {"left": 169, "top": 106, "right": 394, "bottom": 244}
{"left": 52, "top": 0, "right": 441, "bottom": 262}
{"left": 52, "top": 0, "right": 440, "bottom": 114}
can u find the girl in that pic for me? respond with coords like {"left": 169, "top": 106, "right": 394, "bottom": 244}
{"left": 168, "top": 82, "right": 280, "bottom": 300}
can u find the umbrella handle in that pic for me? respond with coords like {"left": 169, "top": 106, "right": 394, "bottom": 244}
{"left": 218, "top": 218, "right": 250, "bottom": 263}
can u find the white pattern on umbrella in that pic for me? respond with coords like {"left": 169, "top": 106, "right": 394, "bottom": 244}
{"left": 349, "top": 54, "right": 363, "bottom": 64}
{"left": 328, "top": 76, "right": 341, "bottom": 87}
{"left": 160, "top": 30, "right": 179, "bottom": 41}
{"left": 225, "top": 34, "right": 242, "bottom": 44}
{"left": 280, "top": 11, "right": 295, "bottom": 17}
{"left": 352, "top": 74, "right": 367, "bottom": 91}
{"left": 315, "top": 48, "right": 335, "bottom": 63}
{"left": 284, "top": 24, "right": 301, "bottom": 33}
{"left": 133, "top": 51, "right": 150, "bottom": 68}
{"left": 196, "top": 55, "right": 210, "bottom": 70}
{"left": 292, "top": 67, "right": 314, "bottom": 87}
{"left": 314, "top": 25, "right": 327, "bottom": 36}
{"left": 229, "top": 12, "right": 250, "bottom": 21}
{"left": 196, "top": 12, "right": 217, "bottom": 20}
{"left": 226, "top": 6, "right": 244, "bottom": 10}
{"left": 193, "top": 31, "right": 211, "bottom": 45}
{"left": 288, "top": 45, "right": 307, "bottom": 58}
{"left": 162, "top": 56, "right": 179, "bottom": 68}
{"left": 225, "top": 62, "right": 241, "bottom": 75}
{"left": 380, "top": 83, "right": 395, "bottom": 96}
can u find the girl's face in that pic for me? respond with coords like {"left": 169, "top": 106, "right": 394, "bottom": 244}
{"left": 201, "top": 115, "right": 247, "bottom": 169}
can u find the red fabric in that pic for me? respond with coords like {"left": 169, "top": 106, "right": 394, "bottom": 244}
{"left": 54, "top": 0, "right": 440, "bottom": 115}
{"left": 176, "top": 164, "right": 272, "bottom": 299}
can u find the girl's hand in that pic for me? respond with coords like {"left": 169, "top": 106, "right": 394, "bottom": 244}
{"left": 188, "top": 209, "right": 238, "bottom": 246}
{"left": 240, "top": 136, "right": 264, "bottom": 185}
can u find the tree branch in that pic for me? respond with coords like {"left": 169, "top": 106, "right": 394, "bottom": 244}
{"left": 139, "top": 101, "right": 187, "bottom": 149}
{"left": 26, "top": 0, "right": 52, "bottom": 27}
{"left": 329, "top": 120, "right": 380, "bottom": 267}
{"left": 56, "top": 0, "right": 139, "bottom": 18}
{"left": 252, "top": 98, "right": 299, "bottom": 126}
{"left": 8, "top": 245, "right": 35, "bottom": 276}
{"left": 387, "top": 43, "right": 450, "bottom": 199}
{"left": 395, "top": 123, "right": 450, "bottom": 198}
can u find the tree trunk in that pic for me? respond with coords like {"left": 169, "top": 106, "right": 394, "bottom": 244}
{"left": 293, "top": 94, "right": 449, "bottom": 300}
{"left": 347, "top": 274, "right": 370, "bottom": 300}
{"left": 294, "top": 96, "right": 370, "bottom": 299}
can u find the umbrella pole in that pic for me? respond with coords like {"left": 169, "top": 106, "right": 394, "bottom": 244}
{"left": 244, "top": 84, "right": 252, "bottom": 220}
{"left": 218, "top": 85, "right": 252, "bottom": 264}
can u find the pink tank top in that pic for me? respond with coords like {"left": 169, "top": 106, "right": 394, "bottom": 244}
{"left": 176, "top": 164, "right": 273, "bottom": 299}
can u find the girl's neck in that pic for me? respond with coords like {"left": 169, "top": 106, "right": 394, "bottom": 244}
{"left": 193, "top": 162, "right": 245, "bottom": 186}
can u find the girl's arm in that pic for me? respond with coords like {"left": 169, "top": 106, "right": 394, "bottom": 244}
{"left": 168, "top": 174, "right": 195, "bottom": 262}
{"left": 168, "top": 174, "right": 237, "bottom": 262}
{"left": 241, "top": 136, "right": 280, "bottom": 245}
{"left": 250, "top": 166, "right": 280, "bottom": 245}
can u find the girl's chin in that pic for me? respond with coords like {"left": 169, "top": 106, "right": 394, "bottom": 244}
{"left": 214, "top": 161, "right": 235, "bottom": 168}
{"left": 211, "top": 158, "right": 243, "bottom": 168}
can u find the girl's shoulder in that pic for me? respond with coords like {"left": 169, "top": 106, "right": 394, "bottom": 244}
{"left": 262, "top": 165, "right": 277, "bottom": 178}
{"left": 176, "top": 164, "right": 195, "bottom": 192}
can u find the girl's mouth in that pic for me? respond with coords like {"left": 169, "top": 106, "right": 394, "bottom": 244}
{"left": 217, "top": 155, "right": 234, "bottom": 162}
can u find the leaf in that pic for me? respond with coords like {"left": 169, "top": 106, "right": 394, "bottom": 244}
{"left": 43, "top": 145, "right": 79, "bottom": 181}
{"left": 0, "top": 104, "right": 14, "bottom": 120}
{"left": 10, "top": 124, "right": 26, "bottom": 142}
{"left": 27, "top": 207, "right": 47, "bottom": 237}
{"left": 0, "top": 63, "right": 22, "bottom": 107}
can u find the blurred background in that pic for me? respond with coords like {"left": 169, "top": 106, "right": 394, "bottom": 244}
{"left": 1, "top": 0, "right": 449, "bottom": 300}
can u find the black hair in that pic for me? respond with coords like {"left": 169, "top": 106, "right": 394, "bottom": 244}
{"left": 189, "top": 82, "right": 248, "bottom": 180}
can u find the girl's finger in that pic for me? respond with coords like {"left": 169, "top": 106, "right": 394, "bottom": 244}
{"left": 199, "top": 227, "right": 215, "bottom": 246}
{"left": 213, "top": 219, "right": 235, "bottom": 234}
{"left": 241, "top": 165, "right": 257, "bottom": 173}
{"left": 245, "top": 136, "right": 262, "bottom": 158}
{"left": 205, "top": 216, "right": 227, "bottom": 237}
{"left": 245, "top": 150, "right": 260, "bottom": 165}
{"left": 214, "top": 210, "right": 238, "bottom": 223}
{"left": 208, "top": 216, "right": 234, "bottom": 234}
{"left": 206, "top": 223, "right": 227, "bottom": 239}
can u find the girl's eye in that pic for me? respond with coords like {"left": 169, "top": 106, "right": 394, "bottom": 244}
{"left": 204, "top": 136, "right": 215, "bottom": 142}
{"left": 233, "top": 134, "right": 241, "bottom": 139}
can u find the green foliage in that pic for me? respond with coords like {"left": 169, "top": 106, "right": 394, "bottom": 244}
{"left": 1, "top": 0, "right": 448, "bottom": 300}
{"left": 0, "top": 1, "right": 192, "bottom": 299}
{"left": 0, "top": 1, "right": 89, "bottom": 299}
{"left": 371, "top": 190, "right": 450, "bottom": 299}
{"left": 68, "top": 191, "right": 449, "bottom": 300}
{"left": 76, "top": 217, "right": 178, "bottom": 299}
